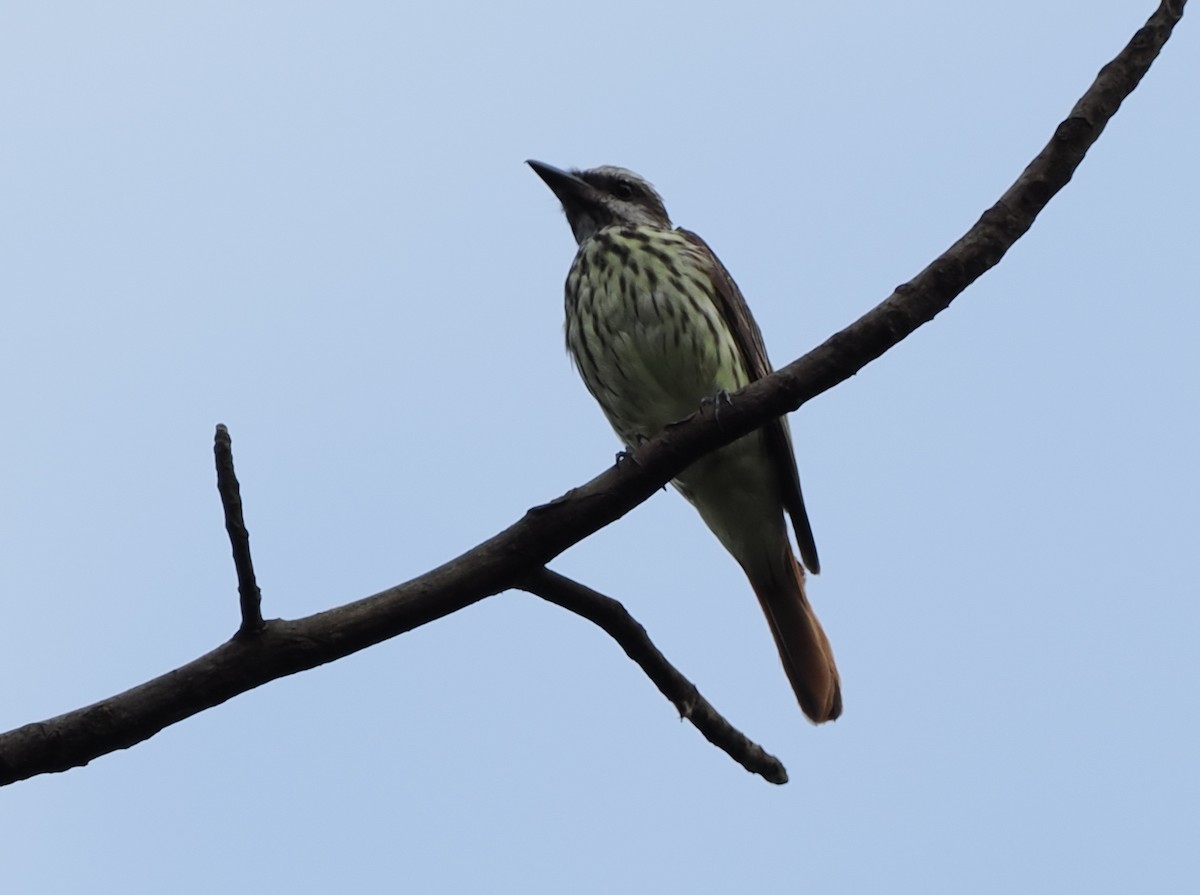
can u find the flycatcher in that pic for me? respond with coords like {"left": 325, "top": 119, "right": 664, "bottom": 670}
{"left": 528, "top": 161, "right": 841, "bottom": 722}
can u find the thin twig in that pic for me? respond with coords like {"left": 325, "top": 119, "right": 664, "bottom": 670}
{"left": 214, "top": 424, "right": 264, "bottom": 637}
{"left": 519, "top": 567, "right": 788, "bottom": 784}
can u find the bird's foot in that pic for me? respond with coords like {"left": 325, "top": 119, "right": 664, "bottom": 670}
{"left": 700, "top": 389, "right": 734, "bottom": 424}
{"left": 616, "top": 446, "right": 667, "bottom": 491}
{"left": 615, "top": 448, "right": 639, "bottom": 469}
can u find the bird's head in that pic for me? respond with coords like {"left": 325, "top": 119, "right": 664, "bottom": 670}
{"left": 527, "top": 161, "right": 671, "bottom": 245}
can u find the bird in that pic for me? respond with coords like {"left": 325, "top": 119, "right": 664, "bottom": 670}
{"left": 527, "top": 161, "right": 841, "bottom": 723}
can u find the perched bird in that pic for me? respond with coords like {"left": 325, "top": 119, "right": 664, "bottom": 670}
{"left": 527, "top": 161, "right": 841, "bottom": 722}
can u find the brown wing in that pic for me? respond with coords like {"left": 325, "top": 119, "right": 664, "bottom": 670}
{"left": 678, "top": 228, "right": 821, "bottom": 574}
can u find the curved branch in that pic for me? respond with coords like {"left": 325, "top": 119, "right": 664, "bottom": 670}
{"left": 0, "top": 0, "right": 1185, "bottom": 787}
{"left": 520, "top": 568, "right": 788, "bottom": 784}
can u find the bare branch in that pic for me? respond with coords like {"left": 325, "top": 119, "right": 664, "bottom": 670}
{"left": 618, "top": 0, "right": 1188, "bottom": 488}
{"left": 0, "top": 0, "right": 1185, "bottom": 786}
{"left": 520, "top": 568, "right": 788, "bottom": 784}
{"left": 214, "top": 424, "right": 264, "bottom": 637}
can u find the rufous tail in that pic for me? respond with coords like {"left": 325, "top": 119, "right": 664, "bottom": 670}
{"left": 749, "top": 549, "right": 842, "bottom": 723}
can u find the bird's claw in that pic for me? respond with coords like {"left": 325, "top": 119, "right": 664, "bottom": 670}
{"left": 616, "top": 447, "right": 666, "bottom": 490}
{"left": 700, "top": 389, "right": 734, "bottom": 424}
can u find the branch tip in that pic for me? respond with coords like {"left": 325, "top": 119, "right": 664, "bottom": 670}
{"left": 213, "top": 425, "right": 264, "bottom": 636}
{"left": 519, "top": 567, "right": 789, "bottom": 785}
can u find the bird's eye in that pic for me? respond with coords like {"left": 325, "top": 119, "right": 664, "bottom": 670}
{"left": 613, "top": 181, "right": 636, "bottom": 200}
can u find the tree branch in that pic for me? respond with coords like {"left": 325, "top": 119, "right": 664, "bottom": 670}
{"left": 0, "top": 0, "right": 1185, "bottom": 787}
{"left": 519, "top": 568, "right": 788, "bottom": 784}
{"left": 214, "top": 424, "right": 264, "bottom": 638}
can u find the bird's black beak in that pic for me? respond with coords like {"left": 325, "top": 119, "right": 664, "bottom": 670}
{"left": 527, "top": 160, "right": 607, "bottom": 245}
{"left": 526, "top": 160, "right": 595, "bottom": 208}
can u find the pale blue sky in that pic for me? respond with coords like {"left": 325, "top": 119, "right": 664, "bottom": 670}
{"left": 2, "top": 2, "right": 1197, "bottom": 892}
